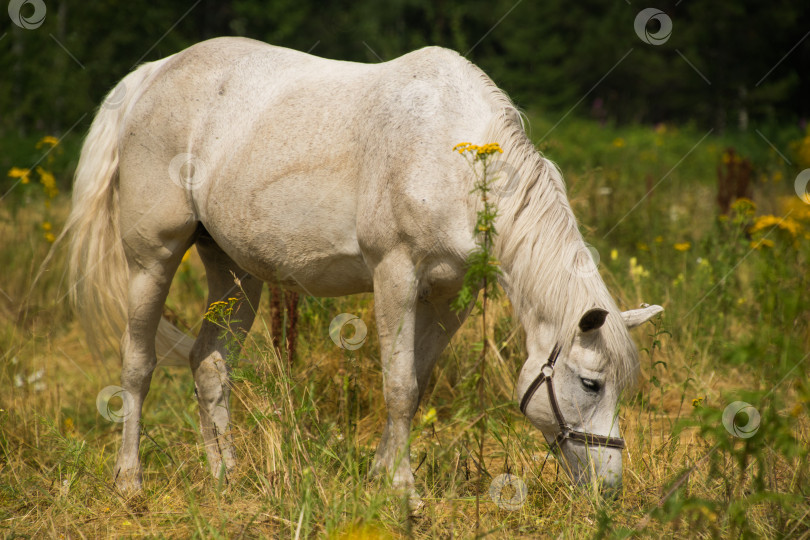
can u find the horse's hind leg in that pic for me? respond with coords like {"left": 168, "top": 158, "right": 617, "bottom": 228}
{"left": 115, "top": 226, "right": 196, "bottom": 494}
{"left": 191, "top": 235, "right": 262, "bottom": 483}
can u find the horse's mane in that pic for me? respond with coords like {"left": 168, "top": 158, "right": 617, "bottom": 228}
{"left": 469, "top": 72, "right": 639, "bottom": 388}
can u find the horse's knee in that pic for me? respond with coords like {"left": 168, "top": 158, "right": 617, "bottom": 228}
{"left": 384, "top": 378, "right": 420, "bottom": 417}
{"left": 192, "top": 354, "right": 229, "bottom": 402}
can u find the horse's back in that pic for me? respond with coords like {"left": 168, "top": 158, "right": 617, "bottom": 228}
{"left": 116, "top": 38, "right": 501, "bottom": 295}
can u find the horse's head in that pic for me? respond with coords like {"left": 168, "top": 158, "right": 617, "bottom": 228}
{"left": 518, "top": 304, "right": 663, "bottom": 494}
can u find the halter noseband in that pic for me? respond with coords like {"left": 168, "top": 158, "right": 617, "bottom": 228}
{"left": 519, "top": 343, "right": 625, "bottom": 451}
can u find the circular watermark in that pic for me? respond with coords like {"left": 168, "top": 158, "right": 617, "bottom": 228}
{"left": 488, "top": 159, "right": 522, "bottom": 199}
{"left": 566, "top": 242, "right": 601, "bottom": 278}
{"left": 489, "top": 473, "right": 528, "bottom": 511}
{"left": 329, "top": 313, "right": 367, "bottom": 350}
{"left": 795, "top": 169, "right": 810, "bottom": 204}
{"left": 102, "top": 82, "right": 127, "bottom": 110}
{"left": 169, "top": 153, "right": 208, "bottom": 191}
{"left": 634, "top": 8, "right": 672, "bottom": 45}
{"left": 96, "top": 385, "right": 135, "bottom": 423}
{"left": 722, "top": 401, "right": 761, "bottom": 438}
{"left": 400, "top": 79, "right": 441, "bottom": 119}
{"left": 8, "top": 0, "right": 46, "bottom": 29}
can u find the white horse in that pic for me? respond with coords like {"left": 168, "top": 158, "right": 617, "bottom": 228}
{"left": 65, "top": 37, "right": 662, "bottom": 497}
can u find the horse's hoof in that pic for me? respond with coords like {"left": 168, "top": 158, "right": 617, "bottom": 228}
{"left": 114, "top": 467, "right": 143, "bottom": 496}
{"left": 408, "top": 491, "right": 425, "bottom": 514}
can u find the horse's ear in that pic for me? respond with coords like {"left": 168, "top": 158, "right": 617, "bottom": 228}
{"left": 621, "top": 304, "right": 664, "bottom": 328}
{"left": 579, "top": 308, "right": 609, "bottom": 333}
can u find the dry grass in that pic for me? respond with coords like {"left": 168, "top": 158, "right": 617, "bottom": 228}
{"left": 2, "top": 164, "right": 809, "bottom": 538}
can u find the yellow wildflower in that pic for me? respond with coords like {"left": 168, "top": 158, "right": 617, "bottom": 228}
{"left": 779, "top": 196, "right": 810, "bottom": 221}
{"left": 692, "top": 396, "right": 704, "bottom": 408}
{"left": 181, "top": 249, "right": 191, "bottom": 263}
{"left": 8, "top": 167, "right": 31, "bottom": 184}
{"left": 42, "top": 221, "right": 52, "bottom": 231}
{"left": 453, "top": 142, "right": 472, "bottom": 153}
{"left": 700, "top": 506, "right": 718, "bottom": 522}
{"left": 36, "top": 135, "right": 59, "bottom": 148}
{"left": 654, "top": 236, "right": 663, "bottom": 243}
{"left": 730, "top": 197, "right": 756, "bottom": 216}
{"left": 477, "top": 142, "right": 503, "bottom": 156}
{"left": 44, "top": 232, "right": 56, "bottom": 243}
{"left": 629, "top": 257, "right": 649, "bottom": 279}
{"left": 750, "top": 215, "right": 802, "bottom": 237}
{"left": 422, "top": 407, "right": 437, "bottom": 425}
{"left": 610, "top": 249, "right": 618, "bottom": 261}
{"left": 454, "top": 141, "right": 502, "bottom": 160}
{"left": 37, "top": 167, "right": 58, "bottom": 198}
{"left": 612, "top": 137, "right": 625, "bottom": 148}
{"left": 673, "top": 242, "right": 691, "bottom": 252}
{"left": 204, "top": 297, "right": 240, "bottom": 322}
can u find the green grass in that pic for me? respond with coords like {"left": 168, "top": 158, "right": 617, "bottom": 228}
{"left": 1, "top": 116, "right": 808, "bottom": 538}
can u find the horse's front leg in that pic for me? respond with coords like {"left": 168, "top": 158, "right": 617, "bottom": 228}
{"left": 370, "top": 251, "right": 419, "bottom": 491}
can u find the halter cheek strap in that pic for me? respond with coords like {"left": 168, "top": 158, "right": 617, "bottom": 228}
{"left": 519, "top": 343, "right": 625, "bottom": 451}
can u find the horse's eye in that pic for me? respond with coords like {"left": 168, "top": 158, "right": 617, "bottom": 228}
{"left": 580, "top": 378, "right": 601, "bottom": 393}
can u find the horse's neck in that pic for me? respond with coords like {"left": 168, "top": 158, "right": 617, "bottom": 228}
{"left": 492, "top": 156, "right": 596, "bottom": 336}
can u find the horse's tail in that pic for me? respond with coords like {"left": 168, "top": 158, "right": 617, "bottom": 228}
{"left": 66, "top": 57, "right": 194, "bottom": 367}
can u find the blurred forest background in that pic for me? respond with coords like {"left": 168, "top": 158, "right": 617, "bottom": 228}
{"left": 2, "top": 0, "right": 809, "bottom": 135}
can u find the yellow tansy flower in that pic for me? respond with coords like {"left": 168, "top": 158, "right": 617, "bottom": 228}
{"left": 8, "top": 167, "right": 31, "bottom": 184}
{"left": 454, "top": 141, "right": 502, "bottom": 160}
{"left": 36, "top": 135, "right": 60, "bottom": 148}
{"left": 730, "top": 197, "right": 756, "bottom": 215}
{"left": 750, "top": 215, "right": 802, "bottom": 237}
{"left": 673, "top": 242, "right": 691, "bottom": 252}
{"left": 37, "top": 167, "right": 58, "bottom": 198}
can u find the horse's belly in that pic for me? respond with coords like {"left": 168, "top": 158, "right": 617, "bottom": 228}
{"left": 242, "top": 249, "right": 374, "bottom": 297}
{"left": 201, "top": 194, "right": 373, "bottom": 296}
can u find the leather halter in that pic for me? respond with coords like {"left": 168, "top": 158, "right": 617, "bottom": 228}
{"left": 519, "top": 344, "right": 625, "bottom": 451}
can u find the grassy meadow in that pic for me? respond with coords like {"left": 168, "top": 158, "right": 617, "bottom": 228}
{"left": 1, "top": 115, "right": 809, "bottom": 538}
